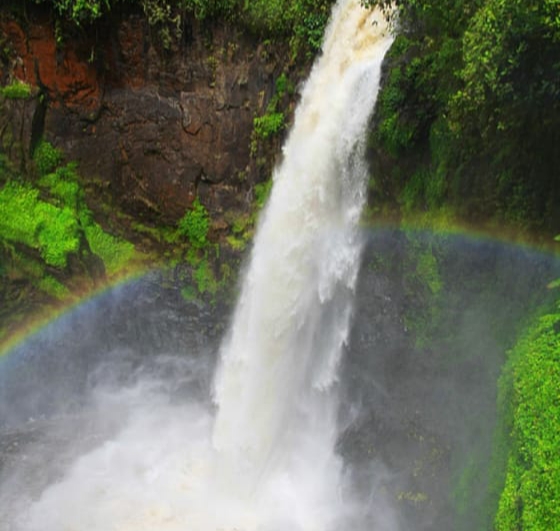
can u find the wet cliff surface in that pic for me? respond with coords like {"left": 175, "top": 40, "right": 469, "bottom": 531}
{"left": 0, "top": 8, "right": 298, "bottom": 225}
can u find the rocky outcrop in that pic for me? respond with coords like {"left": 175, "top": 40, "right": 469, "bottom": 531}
{"left": 0, "top": 10, "right": 297, "bottom": 226}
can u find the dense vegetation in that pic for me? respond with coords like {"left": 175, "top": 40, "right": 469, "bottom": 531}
{"left": 0, "top": 137, "right": 136, "bottom": 294}
{"left": 9, "top": 0, "right": 334, "bottom": 57}
{"left": 495, "top": 304, "right": 560, "bottom": 531}
{"left": 363, "top": 0, "right": 560, "bottom": 235}
{"left": 360, "top": 2, "right": 560, "bottom": 528}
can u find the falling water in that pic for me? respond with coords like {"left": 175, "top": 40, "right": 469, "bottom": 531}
{"left": 5, "top": 1, "right": 393, "bottom": 530}
{"left": 212, "top": 0, "right": 393, "bottom": 501}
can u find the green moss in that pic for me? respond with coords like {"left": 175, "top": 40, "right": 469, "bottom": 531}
{"left": 0, "top": 80, "right": 32, "bottom": 99}
{"left": 254, "top": 179, "right": 273, "bottom": 210}
{"left": 8, "top": 247, "right": 45, "bottom": 280}
{"left": 401, "top": 168, "right": 429, "bottom": 213}
{"left": 38, "top": 275, "right": 70, "bottom": 299}
{"left": 416, "top": 247, "right": 442, "bottom": 296}
{"left": 84, "top": 222, "right": 136, "bottom": 275}
{"left": 193, "top": 258, "right": 218, "bottom": 295}
{"left": 226, "top": 235, "right": 247, "bottom": 251}
{"left": 180, "top": 285, "right": 197, "bottom": 301}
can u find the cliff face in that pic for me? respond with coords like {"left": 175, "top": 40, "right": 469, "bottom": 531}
{"left": 1, "top": 10, "right": 295, "bottom": 225}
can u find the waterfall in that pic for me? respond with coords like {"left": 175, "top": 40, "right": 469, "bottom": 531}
{"left": 212, "top": 0, "right": 393, "bottom": 483}
{"left": 12, "top": 1, "right": 393, "bottom": 530}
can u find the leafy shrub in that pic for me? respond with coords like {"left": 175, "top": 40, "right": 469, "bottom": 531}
{"left": 0, "top": 171, "right": 135, "bottom": 273}
{"left": 0, "top": 182, "right": 80, "bottom": 267}
{"left": 39, "top": 162, "right": 81, "bottom": 209}
{"left": 34, "top": 141, "right": 63, "bottom": 176}
{"left": 253, "top": 112, "right": 284, "bottom": 140}
{"left": 178, "top": 197, "right": 210, "bottom": 249}
{"left": 0, "top": 80, "right": 32, "bottom": 99}
{"left": 36, "top": 204, "right": 80, "bottom": 266}
{"left": 0, "top": 182, "right": 46, "bottom": 248}
{"left": 32, "top": 0, "right": 110, "bottom": 24}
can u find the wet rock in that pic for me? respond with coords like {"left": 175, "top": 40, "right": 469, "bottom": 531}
{"left": 0, "top": 14, "right": 300, "bottom": 225}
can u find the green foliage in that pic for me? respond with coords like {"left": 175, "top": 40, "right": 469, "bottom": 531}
{"left": 25, "top": 0, "right": 333, "bottom": 56}
{"left": 367, "top": 0, "right": 560, "bottom": 231}
{"left": 251, "top": 71, "right": 292, "bottom": 155}
{"left": 241, "top": 0, "right": 332, "bottom": 54}
{"left": 223, "top": 211, "right": 252, "bottom": 251}
{"left": 1, "top": 142, "right": 137, "bottom": 289}
{"left": 38, "top": 275, "right": 70, "bottom": 299}
{"left": 253, "top": 112, "right": 284, "bottom": 141}
{"left": 254, "top": 179, "right": 272, "bottom": 210}
{"left": 32, "top": 0, "right": 111, "bottom": 24}
{"left": 182, "top": 0, "right": 237, "bottom": 21}
{"left": 180, "top": 284, "right": 197, "bottom": 301}
{"left": 0, "top": 80, "right": 32, "bottom": 100}
{"left": 193, "top": 257, "right": 218, "bottom": 294}
{"left": 38, "top": 162, "right": 81, "bottom": 209}
{"left": 84, "top": 222, "right": 135, "bottom": 274}
{"left": 178, "top": 197, "right": 210, "bottom": 249}
{"left": 34, "top": 141, "right": 63, "bottom": 176}
{"left": 226, "top": 234, "right": 246, "bottom": 251}
{"left": 495, "top": 309, "right": 560, "bottom": 531}
{"left": 274, "top": 73, "right": 290, "bottom": 97}
{"left": 0, "top": 182, "right": 79, "bottom": 267}
{"left": 37, "top": 205, "right": 81, "bottom": 267}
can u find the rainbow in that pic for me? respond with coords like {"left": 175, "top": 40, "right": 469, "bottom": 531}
{"left": 1, "top": 221, "right": 559, "bottom": 362}
{"left": 0, "top": 266, "right": 150, "bottom": 359}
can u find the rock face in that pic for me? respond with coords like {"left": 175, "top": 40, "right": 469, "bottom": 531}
{"left": 0, "top": 10, "right": 294, "bottom": 224}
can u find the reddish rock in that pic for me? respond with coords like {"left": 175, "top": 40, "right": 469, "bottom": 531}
{"left": 2, "top": 18, "right": 101, "bottom": 109}
{"left": 0, "top": 12, "right": 304, "bottom": 227}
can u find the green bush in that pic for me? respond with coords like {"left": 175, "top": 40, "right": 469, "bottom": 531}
{"left": 253, "top": 112, "right": 284, "bottom": 140}
{"left": 36, "top": 205, "right": 80, "bottom": 266}
{"left": 34, "top": 141, "right": 63, "bottom": 176}
{"left": 0, "top": 80, "right": 32, "bottom": 99}
{"left": 38, "top": 162, "right": 81, "bottom": 209}
{"left": 0, "top": 182, "right": 80, "bottom": 267}
{"left": 178, "top": 197, "right": 210, "bottom": 249}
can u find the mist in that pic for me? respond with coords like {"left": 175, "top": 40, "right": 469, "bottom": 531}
{"left": 0, "top": 231, "right": 557, "bottom": 530}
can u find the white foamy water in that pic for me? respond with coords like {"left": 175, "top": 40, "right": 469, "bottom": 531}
{"left": 8, "top": 2, "right": 393, "bottom": 530}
